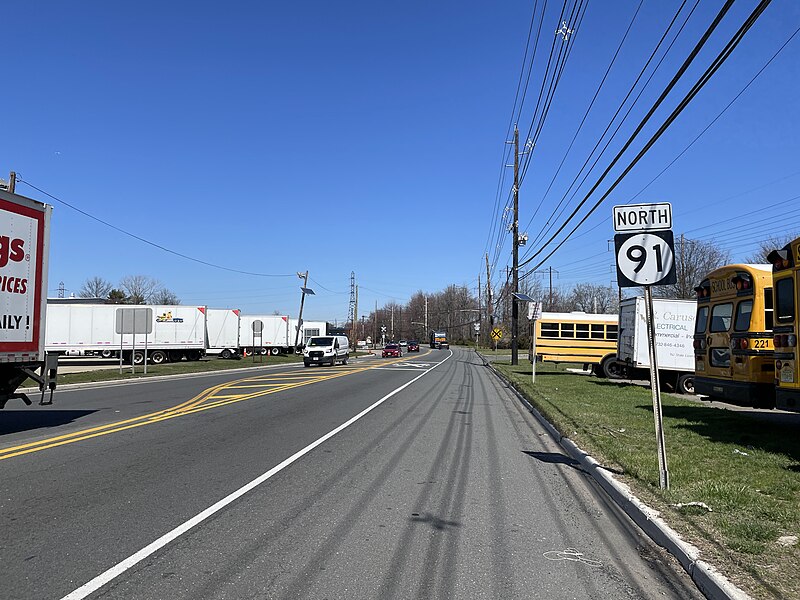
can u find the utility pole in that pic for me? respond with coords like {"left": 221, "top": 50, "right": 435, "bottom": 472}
{"left": 353, "top": 284, "right": 358, "bottom": 343}
{"left": 511, "top": 125, "right": 519, "bottom": 365}
{"left": 294, "top": 271, "right": 310, "bottom": 349}
{"left": 477, "top": 274, "right": 481, "bottom": 349}
{"left": 486, "top": 253, "right": 493, "bottom": 347}
{"left": 8, "top": 171, "right": 16, "bottom": 193}
{"left": 424, "top": 295, "right": 428, "bottom": 335}
{"left": 391, "top": 305, "right": 394, "bottom": 340}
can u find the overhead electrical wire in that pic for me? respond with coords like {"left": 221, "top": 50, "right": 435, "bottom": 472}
{"left": 519, "top": 0, "right": 772, "bottom": 279}
{"left": 18, "top": 178, "right": 297, "bottom": 278}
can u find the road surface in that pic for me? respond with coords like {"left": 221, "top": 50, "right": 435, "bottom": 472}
{"left": 0, "top": 347, "right": 702, "bottom": 599}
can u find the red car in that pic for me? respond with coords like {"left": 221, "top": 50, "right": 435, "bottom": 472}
{"left": 407, "top": 341, "right": 420, "bottom": 352}
{"left": 382, "top": 343, "right": 401, "bottom": 358}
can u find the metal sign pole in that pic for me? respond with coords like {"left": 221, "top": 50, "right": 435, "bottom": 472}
{"left": 119, "top": 332, "right": 123, "bottom": 374}
{"left": 131, "top": 311, "right": 136, "bottom": 375}
{"left": 644, "top": 285, "right": 669, "bottom": 490}
{"left": 144, "top": 329, "right": 148, "bottom": 375}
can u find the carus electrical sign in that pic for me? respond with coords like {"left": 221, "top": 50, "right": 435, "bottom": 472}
{"left": 0, "top": 196, "right": 47, "bottom": 354}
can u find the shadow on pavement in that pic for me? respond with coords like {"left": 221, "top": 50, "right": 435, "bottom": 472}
{"left": 0, "top": 410, "right": 97, "bottom": 436}
{"left": 522, "top": 450, "right": 584, "bottom": 471}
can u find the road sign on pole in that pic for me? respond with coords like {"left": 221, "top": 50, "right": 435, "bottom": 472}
{"left": 490, "top": 328, "right": 503, "bottom": 341}
{"left": 612, "top": 204, "right": 672, "bottom": 490}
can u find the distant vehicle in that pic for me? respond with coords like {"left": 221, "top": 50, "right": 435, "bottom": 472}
{"left": 303, "top": 335, "right": 349, "bottom": 367}
{"left": 430, "top": 330, "right": 447, "bottom": 349}
{"left": 533, "top": 312, "right": 618, "bottom": 376}
{"left": 382, "top": 343, "right": 401, "bottom": 358}
{"left": 399, "top": 340, "right": 408, "bottom": 348}
{"left": 407, "top": 341, "right": 420, "bottom": 352}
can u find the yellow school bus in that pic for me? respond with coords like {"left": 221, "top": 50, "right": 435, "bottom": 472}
{"left": 693, "top": 264, "right": 774, "bottom": 407}
{"left": 768, "top": 238, "right": 800, "bottom": 411}
{"left": 533, "top": 312, "right": 618, "bottom": 377}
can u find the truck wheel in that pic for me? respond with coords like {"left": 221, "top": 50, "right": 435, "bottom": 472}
{"left": 270, "top": 347, "right": 281, "bottom": 356}
{"left": 150, "top": 350, "right": 167, "bottom": 365}
{"left": 132, "top": 351, "right": 145, "bottom": 366}
{"left": 677, "top": 374, "right": 694, "bottom": 395}
{"left": 220, "top": 349, "right": 232, "bottom": 360}
{"left": 169, "top": 351, "right": 183, "bottom": 362}
{"left": 100, "top": 349, "right": 113, "bottom": 359}
{"left": 600, "top": 356, "right": 622, "bottom": 379}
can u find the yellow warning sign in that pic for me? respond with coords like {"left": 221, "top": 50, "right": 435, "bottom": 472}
{"left": 490, "top": 328, "right": 503, "bottom": 341}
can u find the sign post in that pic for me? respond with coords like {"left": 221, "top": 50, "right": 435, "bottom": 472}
{"left": 612, "top": 202, "right": 675, "bottom": 490}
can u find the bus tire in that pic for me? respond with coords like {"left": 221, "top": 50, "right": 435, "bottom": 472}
{"left": 677, "top": 374, "right": 695, "bottom": 395}
{"left": 600, "top": 356, "right": 622, "bottom": 379}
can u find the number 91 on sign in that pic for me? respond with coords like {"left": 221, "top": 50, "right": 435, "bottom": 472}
{"left": 614, "top": 230, "right": 677, "bottom": 288}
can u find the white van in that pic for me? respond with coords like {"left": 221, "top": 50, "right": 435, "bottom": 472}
{"left": 303, "top": 335, "right": 350, "bottom": 367}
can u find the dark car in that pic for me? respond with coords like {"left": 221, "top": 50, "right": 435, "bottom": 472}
{"left": 407, "top": 341, "right": 420, "bottom": 352}
{"left": 382, "top": 343, "right": 401, "bottom": 358}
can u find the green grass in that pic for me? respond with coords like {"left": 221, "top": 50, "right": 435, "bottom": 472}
{"left": 493, "top": 360, "right": 800, "bottom": 600}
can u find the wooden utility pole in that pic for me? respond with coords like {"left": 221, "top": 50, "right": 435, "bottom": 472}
{"left": 511, "top": 125, "right": 519, "bottom": 366}
{"left": 8, "top": 171, "right": 16, "bottom": 193}
{"left": 485, "top": 253, "right": 493, "bottom": 347}
{"left": 354, "top": 284, "right": 358, "bottom": 342}
{"left": 294, "top": 271, "right": 310, "bottom": 349}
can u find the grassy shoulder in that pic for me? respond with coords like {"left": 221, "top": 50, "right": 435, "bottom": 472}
{"left": 492, "top": 359, "right": 800, "bottom": 600}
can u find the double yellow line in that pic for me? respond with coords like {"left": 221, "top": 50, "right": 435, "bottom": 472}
{"left": 0, "top": 352, "right": 429, "bottom": 462}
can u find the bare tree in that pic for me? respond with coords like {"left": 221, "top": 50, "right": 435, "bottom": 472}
{"left": 151, "top": 287, "right": 180, "bottom": 305}
{"left": 663, "top": 237, "right": 731, "bottom": 299}
{"left": 119, "top": 275, "right": 162, "bottom": 304}
{"left": 570, "top": 283, "right": 619, "bottom": 314}
{"left": 79, "top": 276, "right": 113, "bottom": 299}
{"left": 745, "top": 233, "right": 799, "bottom": 264}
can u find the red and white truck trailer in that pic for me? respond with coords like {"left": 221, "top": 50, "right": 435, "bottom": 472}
{"left": 0, "top": 185, "right": 57, "bottom": 408}
{"left": 205, "top": 307, "right": 241, "bottom": 359}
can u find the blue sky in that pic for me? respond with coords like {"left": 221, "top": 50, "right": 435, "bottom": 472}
{"left": 3, "top": 1, "right": 799, "bottom": 323}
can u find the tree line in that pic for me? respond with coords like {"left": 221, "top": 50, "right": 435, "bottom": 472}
{"left": 360, "top": 234, "right": 797, "bottom": 347}
{"left": 78, "top": 275, "right": 180, "bottom": 305}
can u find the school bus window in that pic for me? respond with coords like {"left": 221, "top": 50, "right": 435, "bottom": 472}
{"left": 540, "top": 323, "right": 559, "bottom": 338}
{"left": 607, "top": 324, "right": 618, "bottom": 340}
{"left": 734, "top": 300, "right": 753, "bottom": 332}
{"left": 590, "top": 324, "right": 605, "bottom": 339}
{"left": 576, "top": 323, "right": 590, "bottom": 339}
{"left": 775, "top": 278, "right": 794, "bottom": 323}
{"left": 560, "top": 323, "right": 575, "bottom": 338}
{"left": 764, "top": 288, "right": 774, "bottom": 331}
{"left": 695, "top": 306, "right": 708, "bottom": 334}
{"left": 710, "top": 303, "right": 733, "bottom": 332}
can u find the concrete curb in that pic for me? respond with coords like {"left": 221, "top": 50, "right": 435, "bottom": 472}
{"left": 481, "top": 355, "right": 752, "bottom": 600}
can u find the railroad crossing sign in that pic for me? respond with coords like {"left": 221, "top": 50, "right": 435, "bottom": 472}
{"left": 490, "top": 328, "right": 503, "bottom": 341}
{"left": 614, "top": 230, "right": 677, "bottom": 287}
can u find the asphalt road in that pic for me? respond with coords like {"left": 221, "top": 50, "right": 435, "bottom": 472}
{"left": 0, "top": 347, "right": 703, "bottom": 599}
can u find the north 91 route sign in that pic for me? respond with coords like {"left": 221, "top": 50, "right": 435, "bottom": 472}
{"left": 614, "top": 230, "right": 677, "bottom": 287}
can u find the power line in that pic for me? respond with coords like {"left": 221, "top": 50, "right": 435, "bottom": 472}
{"left": 18, "top": 178, "right": 296, "bottom": 278}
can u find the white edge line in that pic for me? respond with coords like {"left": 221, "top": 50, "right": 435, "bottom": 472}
{"left": 60, "top": 349, "right": 454, "bottom": 600}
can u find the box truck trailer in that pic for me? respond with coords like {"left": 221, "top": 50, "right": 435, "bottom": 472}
{"left": 289, "top": 318, "right": 328, "bottom": 349}
{"left": 616, "top": 296, "right": 696, "bottom": 394}
{"left": 0, "top": 185, "right": 57, "bottom": 408}
{"left": 46, "top": 303, "right": 207, "bottom": 364}
{"left": 205, "top": 308, "right": 241, "bottom": 359}
{"left": 238, "top": 314, "right": 291, "bottom": 355}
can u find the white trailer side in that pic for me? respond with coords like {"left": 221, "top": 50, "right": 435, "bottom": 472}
{"left": 288, "top": 319, "right": 327, "bottom": 347}
{"left": 204, "top": 308, "right": 241, "bottom": 358}
{"left": 45, "top": 303, "right": 207, "bottom": 363}
{"left": 617, "top": 297, "right": 696, "bottom": 394}
{"left": 239, "top": 315, "right": 290, "bottom": 355}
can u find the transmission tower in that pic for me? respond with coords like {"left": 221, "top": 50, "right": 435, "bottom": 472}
{"left": 347, "top": 271, "right": 356, "bottom": 330}
{"left": 58, "top": 281, "right": 65, "bottom": 298}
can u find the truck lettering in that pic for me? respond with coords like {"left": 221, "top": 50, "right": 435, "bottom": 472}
{"left": 0, "top": 314, "right": 24, "bottom": 329}
{"left": 0, "top": 276, "right": 28, "bottom": 294}
{"left": 0, "top": 236, "right": 25, "bottom": 268}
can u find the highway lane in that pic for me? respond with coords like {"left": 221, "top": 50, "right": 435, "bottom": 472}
{"left": 0, "top": 348, "right": 702, "bottom": 599}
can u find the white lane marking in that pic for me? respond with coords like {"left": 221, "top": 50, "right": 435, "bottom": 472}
{"left": 61, "top": 350, "right": 454, "bottom": 600}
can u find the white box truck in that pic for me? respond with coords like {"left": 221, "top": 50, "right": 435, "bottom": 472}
{"left": 239, "top": 314, "right": 291, "bottom": 355}
{"left": 46, "top": 303, "right": 207, "bottom": 364}
{"left": 616, "top": 297, "right": 696, "bottom": 394}
{"left": 0, "top": 185, "right": 58, "bottom": 408}
{"left": 204, "top": 308, "right": 240, "bottom": 359}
